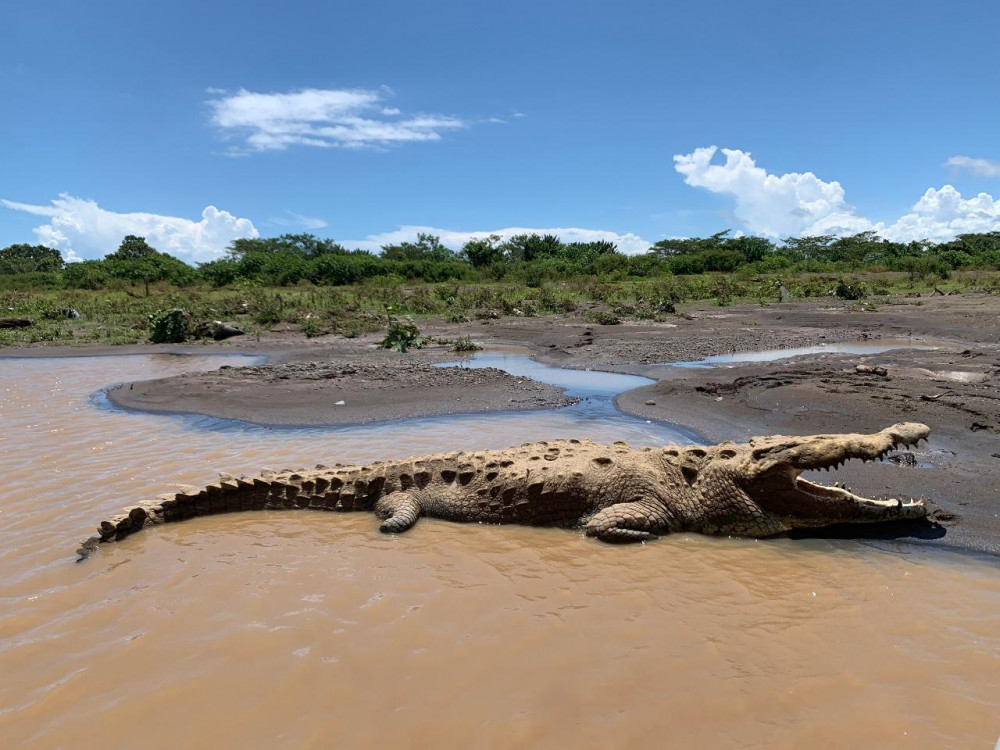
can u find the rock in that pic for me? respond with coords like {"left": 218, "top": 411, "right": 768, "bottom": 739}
{"left": 213, "top": 324, "right": 245, "bottom": 341}
{"left": 778, "top": 284, "right": 791, "bottom": 303}
{"left": 855, "top": 364, "right": 888, "bottom": 377}
{"left": 60, "top": 308, "right": 80, "bottom": 319}
{"left": 0, "top": 318, "right": 32, "bottom": 328}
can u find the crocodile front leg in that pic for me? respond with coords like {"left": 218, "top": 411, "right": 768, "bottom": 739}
{"left": 374, "top": 492, "right": 423, "bottom": 533}
{"left": 584, "top": 501, "right": 669, "bottom": 543}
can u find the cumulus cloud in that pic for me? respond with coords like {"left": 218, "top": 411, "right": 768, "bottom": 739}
{"left": 345, "top": 225, "right": 651, "bottom": 255}
{"left": 673, "top": 146, "right": 870, "bottom": 238}
{"left": 208, "top": 87, "right": 467, "bottom": 153}
{"left": 886, "top": 186, "right": 1000, "bottom": 242}
{"left": 944, "top": 155, "right": 1000, "bottom": 178}
{"left": 1, "top": 194, "right": 258, "bottom": 263}
{"left": 674, "top": 146, "right": 1000, "bottom": 242}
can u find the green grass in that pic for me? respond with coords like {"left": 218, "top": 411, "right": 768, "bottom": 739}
{"left": 0, "top": 269, "right": 997, "bottom": 347}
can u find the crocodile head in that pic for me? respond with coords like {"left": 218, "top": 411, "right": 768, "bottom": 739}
{"left": 680, "top": 423, "right": 931, "bottom": 532}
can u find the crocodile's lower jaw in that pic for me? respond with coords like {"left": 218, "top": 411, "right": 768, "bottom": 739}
{"left": 794, "top": 476, "right": 926, "bottom": 515}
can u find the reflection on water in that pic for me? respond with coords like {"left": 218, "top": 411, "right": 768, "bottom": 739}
{"left": 1, "top": 353, "right": 998, "bottom": 749}
{"left": 670, "top": 340, "right": 941, "bottom": 368}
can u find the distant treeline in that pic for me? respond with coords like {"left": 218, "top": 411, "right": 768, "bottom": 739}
{"left": 3, "top": 229, "right": 1000, "bottom": 290}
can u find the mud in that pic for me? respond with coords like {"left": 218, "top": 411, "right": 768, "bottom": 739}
{"left": 109, "top": 356, "right": 576, "bottom": 425}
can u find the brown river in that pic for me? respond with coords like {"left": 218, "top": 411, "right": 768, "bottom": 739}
{"left": 1, "top": 354, "right": 998, "bottom": 749}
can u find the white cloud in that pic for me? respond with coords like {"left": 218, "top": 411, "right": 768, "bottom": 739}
{"left": 345, "top": 225, "right": 651, "bottom": 255}
{"left": 674, "top": 146, "right": 1000, "bottom": 242}
{"left": 1, "top": 194, "right": 258, "bottom": 263}
{"left": 885, "top": 186, "right": 1000, "bottom": 242}
{"left": 208, "top": 87, "right": 467, "bottom": 153}
{"left": 674, "top": 146, "right": 869, "bottom": 238}
{"left": 944, "top": 155, "right": 1000, "bottom": 178}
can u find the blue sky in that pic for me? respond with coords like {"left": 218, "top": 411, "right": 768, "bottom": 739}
{"left": 2, "top": 0, "right": 999, "bottom": 261}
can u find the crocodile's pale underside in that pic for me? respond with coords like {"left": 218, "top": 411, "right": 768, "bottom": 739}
{"left": 78, "top": 423, "right": 931, "bottom": 556}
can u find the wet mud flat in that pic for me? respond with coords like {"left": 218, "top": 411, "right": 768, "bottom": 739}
{"left": 108, "top": 357, "right": 577, "bottom": 425}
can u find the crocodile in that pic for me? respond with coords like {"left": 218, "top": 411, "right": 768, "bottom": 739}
{"left": 78, "top": 422, "right": 931, "bottom": 556}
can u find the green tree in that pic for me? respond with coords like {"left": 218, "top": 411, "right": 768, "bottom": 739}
{"left": 381, "top": 233, "right": 455, "bottom": 262}
{"left": 226, "top": 234, "right": 347, "bottom": 259}
{"left": 109, "top": 235, "right": 158, "bottom": 260}
{"left": 0, "top": 243, "right": 65, "bottom": 273}
{"left": 724, "top": 235, "right": 774, "bottom": 263}
{"left": 461, "top": 234, "right": 505, "bottom": 267}
{"left": 562, "top": 240, "right": 619, "bottom": 263}
{"left": 651, "top": 231, "right": 730, "bottom": 257}
{"left": 502, "top": 233, "right": 563, "bottom": 262}
{"left": 102, "top": 235, "right": 197, "bottom": 292}
{"left": 778, "top": 235, "right": 836, "bottom": 262}
{"left": 63, "top": 260, "right": 111, "bottom": 289}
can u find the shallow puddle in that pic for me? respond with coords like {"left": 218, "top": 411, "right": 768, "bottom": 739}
{"left": 1, "top": 354, "right": 998, "bottom": 749}
{"left": 670, "top": 339, "right": 942, "bottom": 368}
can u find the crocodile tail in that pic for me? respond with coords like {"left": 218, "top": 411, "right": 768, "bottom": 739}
{"left": 76, "top": 469, "right": 364, "bottom": 559}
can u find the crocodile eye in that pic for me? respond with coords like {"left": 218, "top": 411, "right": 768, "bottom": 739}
{"left": 686, "top": 448, "right": 707, "bottom": 459}
{"left": 719, "top": 449, "right": 736, "bottom": 459}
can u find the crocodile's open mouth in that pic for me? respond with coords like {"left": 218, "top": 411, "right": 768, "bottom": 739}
{"left": 748, "top": 425, "right": 930, "bottom": 525}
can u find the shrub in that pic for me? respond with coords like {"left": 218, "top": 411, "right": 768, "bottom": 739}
{"left": 588, "top": 311, "right": 622, "bottom": 325}
{"left": 302, "top": 317, "right": 323, "bottom": 338}
{"left": 379, "top": 315, "right": 426, "bottom": 352}
{"left": 834, "top": 279, "right": 867, "bottom": 300}
{"left": 452, "top": 335, "right": 483, "bottom": 352}
{"left": 148, "top": 308, "right": 190, "bottom": 343}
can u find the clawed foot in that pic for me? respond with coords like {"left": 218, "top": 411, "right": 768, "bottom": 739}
{"left": 375, "top": 492, "right": 422, "bottom": 534}
{"left": 584, "top": 501, "right": 665, "bottom": 544}
{"left": 588, "top": 527, "right": 658, "bottom": 544}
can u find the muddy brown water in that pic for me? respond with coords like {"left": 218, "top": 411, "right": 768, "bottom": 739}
{"left": 1, "top": 355, "right": 999, "bottom": 749}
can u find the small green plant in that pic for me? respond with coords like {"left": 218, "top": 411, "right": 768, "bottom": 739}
{"left": 148, "top": 308, "right": 190, "bottom": 343}
{"left": 301, "top": 317, "right": 322, "bottom": 338}
{"left": 379, "top": 308, "right": 426, "bottom": 352}
{"left": 248, "top": 291, "right": 284, "bottom": 326}
{"left": 834, "top": 279, "right": 867, "bottom": 300}
{"left": 452, "top": 335, "right": 483, "bottom": 352}
{"left": 588, "top": 311, "right": 622, "bottom": 325}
